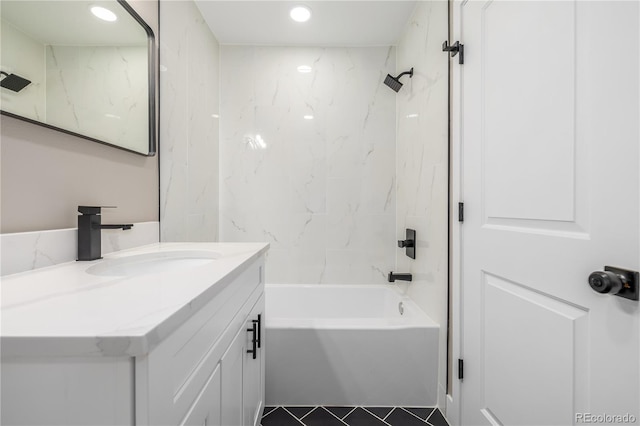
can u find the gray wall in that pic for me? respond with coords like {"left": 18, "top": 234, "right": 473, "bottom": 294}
{"left": 0, "top": 0, "right": 159, "bottom": 233}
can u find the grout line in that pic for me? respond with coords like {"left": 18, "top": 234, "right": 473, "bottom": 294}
{"left": 262, "top": 406, "right": 277, "bottom": 417}
{"left": 426, "top": 408, "right": 449, "bottom": 426}
{"left": 268, "top": 405, "right": 447, "bottom": 426}
{"left": 296, "top": 405, "right": 318, "bottom": 421}
{"left": 400, "top": 407, "right": 431, "bottom": 423}
{"left": 361, "top": 407, "right": 394, "bottom": 426}
{"left": 425, "top": 408, "right": 436, "bottom": 423}
{"left": 341, "top": 406, "right": 358, "bottom": 420}
{"left": 297, "top": 406, "right": 317, "bottom": 421}
{"left": 320, "top": 406, "right": 349, "bottom": 425}
{"left": 383, "top": 407, "right": 395, "bottom": 421}
{"left": 261, "top": 407, "right": 277, "bottom": 420}
{"left": 280, "top": 407, "right": 306, "bottom": 425}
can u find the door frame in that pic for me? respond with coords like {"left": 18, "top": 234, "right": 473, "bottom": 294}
{"left": 447, "top": 1, "right": 464, "bottom": 425}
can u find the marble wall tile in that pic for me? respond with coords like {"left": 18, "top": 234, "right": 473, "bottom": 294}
{"left": 160, "top": 0, "right": 219, "bottom": 242}
{"left": 0, "top": 229, "right": 76, "bottom": 277}
{"left": 1, "top": 222, "right": 160, "bottom": 276}
{"left": 395, "top": 0, "right": 449, "bottom": 410}
{"left": 220, "top": 46, "right": 396, "bottom": 284}
{"left": 45, "top": 45, "right": 148, "bottom": 152}
{"left": 0, "top": 22, "right": 46, "bottom": 122}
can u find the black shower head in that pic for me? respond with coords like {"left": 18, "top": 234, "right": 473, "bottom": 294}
{"left": 384, "top": 74, "right": 403, "bottom": 92}
{"left": 384, "top": 67, "right": 414, "bottom": 92}
{"left": 0, "top": 72, "right": 31, "bottom": 92}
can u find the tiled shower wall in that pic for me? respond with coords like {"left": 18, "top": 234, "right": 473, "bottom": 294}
{"left": 0, "top": 22, "right": 46, "bottom": 121}
{"left": 220, "top": 46, "right": 396, "bottom": 284}
{"left": 46, "top": 46, "right": 148, "bottom": 152}
{"left": 160, "top": 0, "right": 220, "bottom": 242}
{"left": 395, "top": 1, "right": 449, "bottom": 408}
{"left": 1, "top": 23, "right": 148, "bottom": 154}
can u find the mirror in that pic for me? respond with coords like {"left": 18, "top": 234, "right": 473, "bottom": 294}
{"left": 0, "top": 0, "right": 156, "bottom": 156}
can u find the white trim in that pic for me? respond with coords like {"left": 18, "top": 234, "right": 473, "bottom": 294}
{"left": 448, "top": 1, "right": 465, "bottom": 425}
{"left": 446, "top": 394, "right": 456, "bottom": 424}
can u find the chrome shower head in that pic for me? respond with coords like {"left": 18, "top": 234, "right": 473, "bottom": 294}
{"left": 0, "top": 71, "right": 31, "bottom": 92}
{"left": 383, "top": 67, "right": 413, "bottom": 92}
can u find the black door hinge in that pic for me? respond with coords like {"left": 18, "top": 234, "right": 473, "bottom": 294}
{"left": 443, "top": 40, "right": 464, "bottom": 65}
{"left": 458, "top": 202, "right": 464, "bottom": 222}
{"left": 458, "top": 359, "right": 464, "bottom": 380}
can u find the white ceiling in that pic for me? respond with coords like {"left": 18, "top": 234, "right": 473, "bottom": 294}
{"left": 194, "top": 1, "right": 417, "bottom": 46}
{"left": 1, "top": 1, "right": 148, "bottom": 46}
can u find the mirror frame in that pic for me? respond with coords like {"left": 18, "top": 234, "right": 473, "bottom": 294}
{"left": 0, "top": 0, "right": 157, "bottom": 156}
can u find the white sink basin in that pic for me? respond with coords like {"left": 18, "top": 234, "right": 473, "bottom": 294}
{"left": 86, "top": 250, "right": 220, "bottom": 277}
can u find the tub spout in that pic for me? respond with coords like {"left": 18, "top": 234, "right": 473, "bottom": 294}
{"left": 388, "top": 272, "right": 412, "bottom": 282}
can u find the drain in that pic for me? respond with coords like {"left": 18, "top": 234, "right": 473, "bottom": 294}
{"left": 398, "top": 301, "right": 405, "bottom": 315}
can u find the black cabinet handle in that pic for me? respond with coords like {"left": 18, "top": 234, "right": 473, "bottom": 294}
{"left": 253, "top": 314, "right": 262, "bottom": 348}
{"left": 246, "top": 322, "right": 257, "bottom": 359}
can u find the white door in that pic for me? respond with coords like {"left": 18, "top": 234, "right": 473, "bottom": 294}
{"left": 459, "top": 1, "right": 639, "bottom": 425}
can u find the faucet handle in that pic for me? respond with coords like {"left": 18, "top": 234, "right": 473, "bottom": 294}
{"left": 398, "top": 228, "right": 416, "bottom": 259}
{"left": 78, "top": 206, "right": 117, "bottom": 215}
{"left": 397, "top": 239, "right": 414, "bottom": 248}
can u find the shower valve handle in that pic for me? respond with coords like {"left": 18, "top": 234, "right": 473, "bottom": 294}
{"left": 397, "top": 239, "right": 414, "bottom": 248}
{"left": 398, "top": 229, "right": 416, "bottom": 259}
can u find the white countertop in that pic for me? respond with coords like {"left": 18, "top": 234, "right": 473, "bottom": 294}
{"left": 1, "top": 242, "right": 269, "bottom": 358}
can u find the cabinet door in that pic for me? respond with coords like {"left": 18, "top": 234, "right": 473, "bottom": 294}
{"left": 179, "top": 364, "right": 221, "bottom": 426}
{"left": 243, "top": 295, "right": 265, "bottom": 426}
{"left": 221, "top": 326, "right": 245, "bottom": 426}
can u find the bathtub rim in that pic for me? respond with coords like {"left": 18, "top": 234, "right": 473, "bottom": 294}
{"left": 265, "top": 283, "right": 439, "bottom": 330}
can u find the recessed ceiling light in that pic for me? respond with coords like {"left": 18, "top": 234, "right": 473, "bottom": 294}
{"left": 303, "top": 115, "right": 314, "bottom": 120}
{"left": 290, "top": 6, "right": 311, "bottom": 23}
{"left": 297, "top": 65, "right": 312, "bottom": 73}
{"left": 90, "top": 6, "right": 117, "bottom": 22}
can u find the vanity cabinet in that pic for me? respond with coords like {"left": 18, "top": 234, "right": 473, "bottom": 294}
{"left": 242, "top": 305, "right": 265, "bottom": 426}
{"left": 221, "top": 299, "right": 265, "bottom": 426}
{"left": 1, "top": 253, "right": 266, "bottom": 426}
{"left": 170, "top": 296, "right": 265, "bottom": 426}
{"left": 179, "top": 363, "right": 221, "bottom": 426}
{"left": 137, "top": 259, "right": 265, "bottom": 426}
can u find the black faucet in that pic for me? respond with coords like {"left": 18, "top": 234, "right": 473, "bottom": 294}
{"left": 77, "top": 206, "right": 133, "bottom": 261}
{"left": 388, "top": 272, "right": 412, "bottom": 282}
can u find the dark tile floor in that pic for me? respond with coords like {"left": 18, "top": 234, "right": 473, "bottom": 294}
{"left": 261, "top": 406, "right": 450, "bottom": 426}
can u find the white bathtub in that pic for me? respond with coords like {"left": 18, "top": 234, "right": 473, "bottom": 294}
{"left": 265, "top": 284, "right": 439, "bottom": 406}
